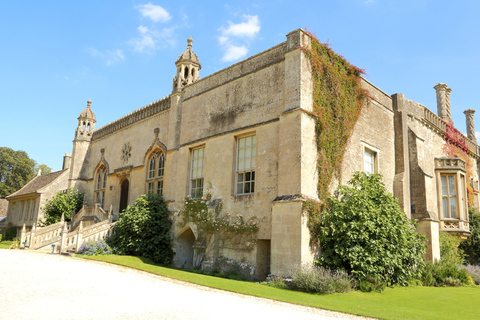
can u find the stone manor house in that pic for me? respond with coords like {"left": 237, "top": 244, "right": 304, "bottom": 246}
{"left": 5, "top": 29, "right": 480, "bottom": 279}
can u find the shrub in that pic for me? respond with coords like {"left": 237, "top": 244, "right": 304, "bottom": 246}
{"left": 440, "top": 232, "right": 464, "bottom": 265}
{"left": 78, "top": 239, "right": 113, "bottom": 256}
{"left": 422, "top": 261, "right": 469, "bottom": 286}
{"left": 357, "top": 275, "right": 387, "bottom": 293}
{"left": 4, "top": 226, "right": 17, "bottom": 241}
{"left": 9, "top": 237, "right": 20, "bottom": 249}
{"left": 461, "top": 265, "right": 480, "bottom": 285}
{"left": 108, "top": 193, "right": 174, "bottom": 265}
{"left": 0, "top": 234, "right": 2, "bottom": 242}
{"left": 312, "top": 172, "right": 426, "bottom": 285}
{"left": 289, "top": 264, "right": 354, "bottom": 294}
{"left": 460, "top": 208, "right": 480, "bottom": 265}
{"left": 42, "top": 189, "right": 84, "bottom": 226}
{"left": 259, "top": 278, "right": 289, "bottom": 290}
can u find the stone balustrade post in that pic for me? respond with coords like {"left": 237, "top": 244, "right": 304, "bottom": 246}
{"left": 28, "top": 224, "right": 36, "bottom": 248}
{"left": 59, "top": 222, "right": 68, "bottom": 254}
{"left": 75, "top": 221, "right": 83, "bottom": 252}
{"left": 20, "top": 224, "right": 26, "bottom": 247}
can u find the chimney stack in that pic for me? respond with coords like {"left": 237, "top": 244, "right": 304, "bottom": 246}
{"left": 434, "top": 83, "right": 453, "bottom": 124}
{"left": 63, "top": 153, "right": 72, "bottom": 170}
{"left": 464, "top": 109, "right": 478, "bottom": 144}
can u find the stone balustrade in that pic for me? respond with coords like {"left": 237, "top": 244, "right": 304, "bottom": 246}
{"left": 423, "top": 107, "right": 479, "bottom": 156}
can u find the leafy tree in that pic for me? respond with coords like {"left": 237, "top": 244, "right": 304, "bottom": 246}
{"left": 108, "top": 194, "right": 174, "bottom": 265}
{"left": 0, "top": 147, "right": 52, "bottom": 197}
{"left": 460, "top": 208, "right": 480, "bottom": 265}
{"left": 42, "top": 189, "right": 84, "bottom": 225}
{"left": 313, "top": 172, "right": 426, "bottom": 285}
{"left": 37, "top": 164, "right": 52, "bottom": 175}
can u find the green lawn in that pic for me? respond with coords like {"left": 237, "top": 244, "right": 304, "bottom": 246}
{"left": 79, "top": 254, "right": 480, "bottom": 320}
{"left": 0, "top": 240, "right": 15, "bottom": 249}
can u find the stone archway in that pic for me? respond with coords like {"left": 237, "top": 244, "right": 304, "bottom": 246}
{"left": 119, "top": 179, "right": 129, "bottom": 213}
{"left": 174, "top": 228, "right": 196, "bottom": 268}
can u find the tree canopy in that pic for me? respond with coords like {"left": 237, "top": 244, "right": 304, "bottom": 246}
{"left": 0, "top": 147, "right": 52, "bottom": 198}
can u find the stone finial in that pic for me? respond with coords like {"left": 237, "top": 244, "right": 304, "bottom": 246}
{"left": 87, "top": 98, "right": 92, "bottom": 108}
{"left": 187, "top": 36, "right": 193, "bottom": 47}
{"left": 434, "top": 83, "right": 452, "bottom": 123}
{"left": 154, "top": 127, "right": 160, "bottom": 138}
{"left": 464, "top": 109, "right": 477, "bottom": 144}
{"left": 37, "top": 168, "right": 42, "bottom": 176}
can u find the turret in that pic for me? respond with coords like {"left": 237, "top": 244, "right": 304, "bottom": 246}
{"left": 68, "top": 99, "right": 95, "bottom": 192}
{"left": 172, "top": 37, "right": 201, "bottom": 93}
{"left": 75, "top": 99, "right": 96, "bottom": 141}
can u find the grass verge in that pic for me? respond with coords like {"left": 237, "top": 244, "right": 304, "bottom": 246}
{"left": 78, "top": 254, "right": 480, "bottom": 320}
{"left": 0, "top": 240, "right": 15, "bottom": 249}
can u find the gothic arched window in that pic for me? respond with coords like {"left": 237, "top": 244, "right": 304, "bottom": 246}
{"left": 146, "top": 151, "right": 165, "bottom": 195}
{"left": 95, "top": 166, "right": 107, "bottom": 209}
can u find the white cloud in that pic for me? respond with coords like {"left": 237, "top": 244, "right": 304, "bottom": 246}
{"left": 476, "top": 131, "right": 480, "bottom": 140}
{"left": 129, "top": 25, "right": 176, "bottom": 53}
{"left": 222, "top": 45, "right": 248, "bottom": 62}
{"left": 220, "top": 15, "right": 260, "bottom": 38}
{"left": 218, "top": 15, "right": 260, "bottom": 62}
{"left": 137, "top": 3, "right": 171, "bottom": 23}
{"left": 88, "top": 48, "right": 125, "bottom": 66}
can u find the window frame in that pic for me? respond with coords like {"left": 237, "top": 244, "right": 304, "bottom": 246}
{"left": 146, "top": 150, "right": 165, "bottom": 196}
{"left": 190, "top": 146, "right": 205, "bottom": 198}
{"left": 235, "top": 134, "right": 256, "bottom": 195}
{"left": 95, "top": 166, "right": 107, "bottom": 209}
{"left": 361, "top": 143, "right": 379, "bottom": 175}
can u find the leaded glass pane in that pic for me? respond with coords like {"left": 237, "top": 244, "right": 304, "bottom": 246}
{"left": 443, "top": 198, "right": 449, "bottom": 218}
{"left": 103, "top": 171, "right": 107, "bottom": 189}
{"left": 441, "top": 176, "right": 448, "bottom": 196}
{"left": 448, "top": 175, "right": 456, "bottom": 196}
{"left": 450, "top": 198, "right": 457, "bottom": 218}
{"left": 149, "top": 158, "right": 156, "bottom": 179}
{"left": 158, "top": 154, "right": 164, "bottom": 177}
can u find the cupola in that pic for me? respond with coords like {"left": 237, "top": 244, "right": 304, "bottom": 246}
{"left": 75, "top": 99, "right": 96, "bottom": 140}
{"left": 172, "top": 37, "right": 201, "bottom": 93}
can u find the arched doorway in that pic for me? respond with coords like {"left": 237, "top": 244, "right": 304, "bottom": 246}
{"left": 174, "top": 228, "right": 195, "bottom": 268}
{"left": 119, "top": 179, "right": 129, "bottom": 213}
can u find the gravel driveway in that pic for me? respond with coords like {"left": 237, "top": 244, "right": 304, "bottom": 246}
{"left": 0, "top": 250, "right": 373, "bottom": 320}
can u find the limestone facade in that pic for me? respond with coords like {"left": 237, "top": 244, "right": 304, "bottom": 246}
{"left": 6, "top": 29, "right": 480, "bottom": 279}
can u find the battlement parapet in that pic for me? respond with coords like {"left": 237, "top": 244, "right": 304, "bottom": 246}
{"left": 92, "top": 96, "right": 171, "bottom": 140}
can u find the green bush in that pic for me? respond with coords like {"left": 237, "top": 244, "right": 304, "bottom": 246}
{"left": 9, "top": 237, "right": 20, "bottom": 249}
{"left": 42, "top": 189, "right": 84, "bottom": 226}
{"left": 357, "top": 275, "right": 387, "bottom": 293}
{"left": 108, "top": 193, "right": 174, "bottom": 265}
{"left": 4, "top": 226, "right": 17, "bottom": 241}
{"left": 440, "top": 232, "right": 464, "bottom": 265}
{"left": 422, "top": 261, "right": 469, "bottom": 286}
{"left": 0, "top": 234, "right": 2, "bottom": 242}
{"left": 289, "top": 264, "right": 354, "bottom": 294}
{"left": 460, "top": 208, "right": 480, "bottom": 265}
{"left": 313, "top": 172, "right": 426, "bottom": 285}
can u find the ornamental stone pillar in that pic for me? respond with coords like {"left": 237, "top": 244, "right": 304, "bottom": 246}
{"left": 464, "top": 109, "right": 477, "bottom": 144}
{"left": 434, "top": 83, "right": 453, "bottom": 124}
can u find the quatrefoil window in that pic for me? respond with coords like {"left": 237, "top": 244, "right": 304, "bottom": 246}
{"left": 121, "top": 143, "right": 132, "bottom": 164}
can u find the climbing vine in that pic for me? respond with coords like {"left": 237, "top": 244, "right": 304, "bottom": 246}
{"left": 300, "top": 31, "right": 370, "bottom": 202}
{"left": 443, "top": 121, "right": 475, "bottom": 207}
{"left": 299, "top": 31, "right": 370, "bottom": 238}
{"left": 178, "top": 189, "right": 259, "bottom": 268}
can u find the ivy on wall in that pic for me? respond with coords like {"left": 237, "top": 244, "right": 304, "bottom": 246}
{"left": 300, "top": 31, "right": 370, "bottom": 201}
{"left": 443, "top": 122, "right": 475, "bottom": 207}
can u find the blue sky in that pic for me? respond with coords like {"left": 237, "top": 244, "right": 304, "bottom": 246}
{"left": 1, "top": 1, "right": 479, "bottom": 171}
